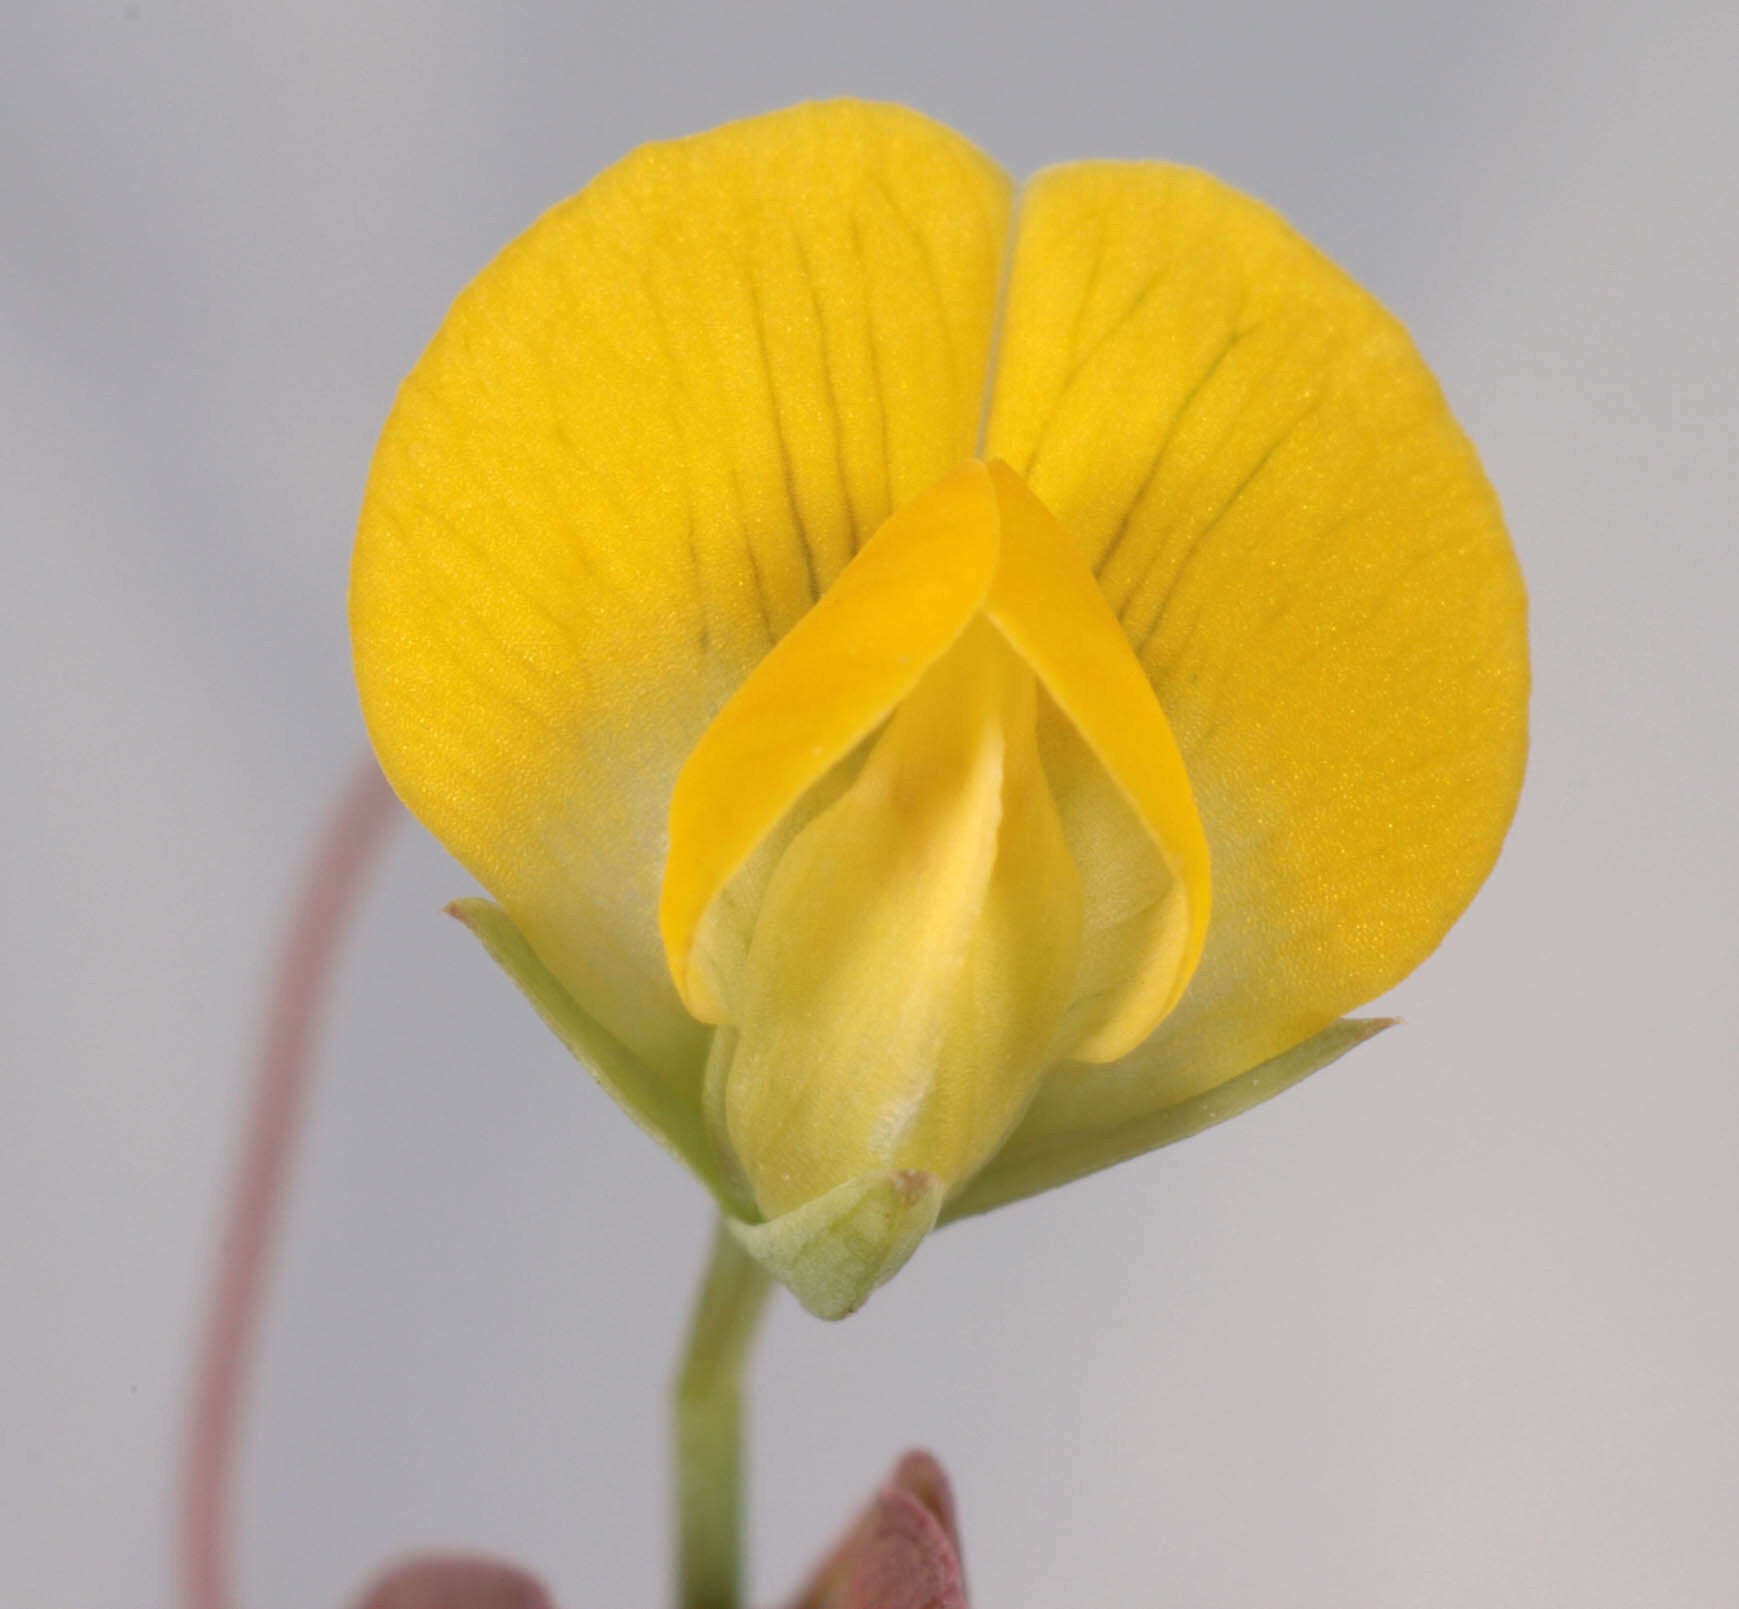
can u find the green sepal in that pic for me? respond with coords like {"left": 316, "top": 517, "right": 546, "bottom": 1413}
{"left": 943, "top": 1016, "right": 1396, "bottom": 1222}
{"left": 447, "top": 897, "right": 734, "bottom": 1207}
{"left": 728, "top": 1168, "right": 945, "bottom": 1320}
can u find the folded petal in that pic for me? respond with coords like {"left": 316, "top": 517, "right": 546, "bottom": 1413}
{"left": 670, "top": 460, "right": 1209, "bottom": 1221}
{"left": 982, "top": 163, "right": 1527, "bottom": 1145}
{"left": 982, "top": 460, "right": 1210, "bottom": 1060}
{"left": 352, "top": 102, "right": 1013, "bottom": 1095}
{"left": 662, "top": 462, "right": 1001, "bottom": 1022}
{"left": 713, "top": 617, "right": 1080, "bottom": 1217}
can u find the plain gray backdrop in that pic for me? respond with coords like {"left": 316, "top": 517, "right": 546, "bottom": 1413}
{"left": 4, "top": 2, "right": 1736, "bottom": 1606}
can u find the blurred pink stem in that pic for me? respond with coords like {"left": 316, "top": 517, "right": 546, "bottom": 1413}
{"left": 180, "top": 759, "right": 401, "bottom": 1609}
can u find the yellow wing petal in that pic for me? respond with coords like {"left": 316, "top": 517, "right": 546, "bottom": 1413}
{"left": 983, "top": 459, "right": 1210, "bottom": 1059}
{"left": 352, "top": 103, "right": 1013, "bottom": 1090}
{"left": 662, "top": 461, "right": 1001, "bottom": 1021}
{"left": 983, "top": 161, "right": 1527, "bottom": 1143}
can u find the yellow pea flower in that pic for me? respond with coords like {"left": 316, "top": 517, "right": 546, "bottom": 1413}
{"left": 350, "top": 101, "right": 1527, "bottom": 1319}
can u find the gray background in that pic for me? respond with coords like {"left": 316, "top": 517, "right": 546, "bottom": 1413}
{"left": 5, "top": 2, "right": 1736, "bottom": 1606}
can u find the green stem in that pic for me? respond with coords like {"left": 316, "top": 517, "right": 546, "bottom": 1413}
{"left": 674, "top": 1218, "right": 774, "bottom": 1609}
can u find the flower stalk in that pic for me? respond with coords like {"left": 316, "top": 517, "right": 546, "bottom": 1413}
{"left": 675, "top": 1220, "right": 774, "bottom": 1609}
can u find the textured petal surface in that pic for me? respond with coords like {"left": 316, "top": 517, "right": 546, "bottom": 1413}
{"left": 352, "top": 102, "right": 1012, "bottom": 1092}
{"left": 983, "top": 162, "right": 1527, "bottom": 1145}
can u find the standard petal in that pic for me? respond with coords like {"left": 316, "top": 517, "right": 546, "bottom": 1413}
{"left": 984, "top": 163, "right": 1527, "bottom": 1138}
{"left": 353, "top": 102, "right": 1013, "bottom": 1094}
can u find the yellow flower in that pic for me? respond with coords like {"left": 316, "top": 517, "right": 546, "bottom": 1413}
{"left": 351, "top": 102, "right": 1527, "bottom": 1318}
